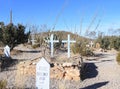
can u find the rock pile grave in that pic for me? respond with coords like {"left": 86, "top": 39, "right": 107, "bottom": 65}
{"left": 16, "top": 56, "right": 83, "bottom": 81}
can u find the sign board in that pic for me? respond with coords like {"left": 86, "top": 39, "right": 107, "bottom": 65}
{"left": 4, "top": 45, "right": 10, "bottom": 57}
{"left": 36, "top": 57, "right": 50, "bottom": 89}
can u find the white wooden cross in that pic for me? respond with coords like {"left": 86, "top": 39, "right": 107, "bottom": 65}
{"left": 31, "top": 34, "right": 36, "bottom": 45}
{"left": 62, "top": 34, "right": 76, "bottom": 58}
{"left": 90, "top": 41, "right": 94, "bottom": 47}
{"left": 46, "top": 34, "right": 59, "bottom": 57}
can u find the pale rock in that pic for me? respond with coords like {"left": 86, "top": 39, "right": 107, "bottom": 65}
{"left": 66, "top": 69, "right": 80, "bottom": 77}
{"left": 62, "top": 63, "right": 72, "bottom": 67}
{"left": 64, "top": 75, "right": 73, "bottom": 80}
{"left": 32, "top": 62, "right": 36, "bottom": 65}
{"left": 73, "top": 76, "right": 80, "bottom": 81}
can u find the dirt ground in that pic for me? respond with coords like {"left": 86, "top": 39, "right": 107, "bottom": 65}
{"left": 0, "top": 44, "right": 120, "bottom": 89}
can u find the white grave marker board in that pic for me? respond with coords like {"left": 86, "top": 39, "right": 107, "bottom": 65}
{"left": 36, "top": 57, "right": 50, "bottom": 89}
{"left": 4, "top": 45, "right": 10, "bottom": 57}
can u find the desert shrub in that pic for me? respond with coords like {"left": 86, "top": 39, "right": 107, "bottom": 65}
{"left": 0, "top": 22, "right": 30, "bottom": 50}
{"left": 0, "top": 80, "right": 7, "bottom": 89}
{"left": 71, "top": 43, "right": 81, "bottom": 54}
{"left": 32, "top": 44, "right": 40, "bottom": 49}
{"left": 86, "top": 49, "right": 94, "bottom": 56}
{"left": 34, "top": 35, "right": 44, "bottom": 47}
{"left": 116, "top": 52, "right": 120, "bottom": 64}
{"left": 96, "top": 35, "right": 120, "bottom": 51}
{"left": 71, "top": 42, "right": 93, "bottom": 56}
{"left": 71, "top": 43, "right": 86, "bottom": 56}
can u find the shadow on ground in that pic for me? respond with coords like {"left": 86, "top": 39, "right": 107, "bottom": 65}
{"left": 94, "top": 53, "right": 111, "bottom": 59}
{"left": 80, "top": 63, "right": 98, "bottom": 80}
{"left": 20, "top": 50, "right": 41, "bottom": 53}
{"left": 101, "top": 59, "right": 112, "bottom": 62}
{"left": 80, "top": 81, "right": 109, "bottom": 89}
{"left": 0, "top": 57, "right": 18, "bottom": 71}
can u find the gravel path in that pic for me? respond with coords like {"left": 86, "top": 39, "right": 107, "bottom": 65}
{"left": 78, "top": 52, "right": 120, "bottom": 89}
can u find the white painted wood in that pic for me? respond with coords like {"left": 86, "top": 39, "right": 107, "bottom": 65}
{"left": 31, "top": 34, "right": 36, "bottom": 45}
{"left": 46, "top": 34, "right": 59, "bottom": 57}
{"left": 4, "top": 45, "right": 10, "bottom": 57}
{"left": 90, "top": 41, "right": 93, "bottom": 47}
{"left": 62, "top": 34, "right": 76, "bottom": 58}
{"left": 36, "top": 57, "right": 50, "bottom": 89}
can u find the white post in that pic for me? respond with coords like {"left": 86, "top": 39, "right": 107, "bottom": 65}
{"left": 62, "top": 34, "right": 76, "bottom": 58}
{"left": 51, "top": 34, "right": 54, "bottom": 57}
{"left": 68, "top": 35, "right": 70, "bottom": 58}
{"left": 31, "top": 34, "right": 37, "bottom": 45}
{"left": 90, "top": 41, "right": 93, "bottom": 47}
{"left": 46, "top": 34, "right": 59, "bottom": 57}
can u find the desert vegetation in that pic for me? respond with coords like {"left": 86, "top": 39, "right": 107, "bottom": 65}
{"left": 0, "top": 22, "right": 30, "bottom": 50}
{"left": 96, "top": 35, "right": 120, "bottom": 51}
{"left": 1, "top": 0, "right": 120, "bottom": 88}
{"left": 117, "top": 52, "right": 120, "bottom": 64}
{"left": 0, "top": 19, "right": 120, "bottom": 89}
{"left": 0, "top": 80, "right": 7, "bottom": 89}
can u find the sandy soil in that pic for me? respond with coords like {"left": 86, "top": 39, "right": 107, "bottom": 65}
{"left": 78, "top": 51, "right": 120, "bottom": 89}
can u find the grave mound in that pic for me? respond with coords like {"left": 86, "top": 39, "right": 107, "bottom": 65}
{"left": 16, "top": 56, "right": 84, "bottom": 81}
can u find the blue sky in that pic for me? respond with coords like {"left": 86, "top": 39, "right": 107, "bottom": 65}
{"left": 0, "top": 0, "right": 120, "bottom": 35}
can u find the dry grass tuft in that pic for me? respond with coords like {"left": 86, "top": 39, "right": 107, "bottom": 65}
{"left": 117, "top": 52, "right": 120, "bottom": 64}
{"left": 0, "top": 80, "right": 7, "bottom": 89}
{"left": 58, "top": 81, "right": 67, "bottom": 89}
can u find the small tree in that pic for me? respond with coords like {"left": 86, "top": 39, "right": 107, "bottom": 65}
{"left": 100, "top": 37, "right": 110, "bottom": 50}
{"left": 0, "top": 22, "right": 30, "bottom": 50}
{"left": 96, "top": 35, "right": 120, "bottom": 51}
{"left": 114, "top": 37, "right": 120, "bottom": 50}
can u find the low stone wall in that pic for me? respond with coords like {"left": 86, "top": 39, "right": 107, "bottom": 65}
{"left": 16, "top": 59, "right": 84, "bottom": 82}
{"left": 50, "top": 62, "right": 81, "bottom": 81}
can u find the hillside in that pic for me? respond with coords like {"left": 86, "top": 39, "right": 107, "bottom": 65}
{"left": 33, "top": 31, "right": 91, "bottom": 42}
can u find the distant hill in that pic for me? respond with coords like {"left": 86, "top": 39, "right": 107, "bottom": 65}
{"left": 33, "top": 31, "right": 90, "bottom": 42}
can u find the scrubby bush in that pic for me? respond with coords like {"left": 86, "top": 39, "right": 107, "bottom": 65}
{"left": 116, "top": 52, "right": 120, "bottom": 64}
{"left": 71, "top": 42, "right": 93, "bottom": 56}
{"left": 0, "top": 80, "right": 7, "bottom": 89}
{"left": 32, "top": 44, "right": 40, "bottom": 49}
{"left": 96, "top": 35, "right": 120, "bottom": 51}
{"left": 71, "top": 42, "right": 85, "bottom": 55}
{"left": 0, "top": 22, "right": 30, "bottom": 50}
